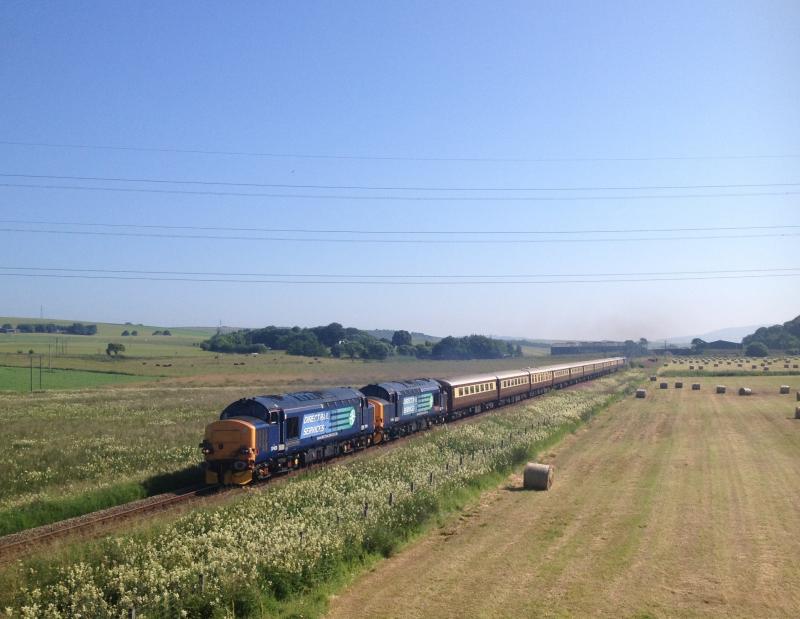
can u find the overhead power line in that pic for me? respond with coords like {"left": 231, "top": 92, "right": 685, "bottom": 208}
{"left": 2, "top": 266, "right": 797, "bottom": 279}
{"left": 2, "top": 172, "right": 799, "bottom": 192}
{"left": 1, "top": 227, "right": 799, "bottom": 244}
{"left": 2, "top": 182, "right": 797, "bottom": 202}
{"left": 1, "top": 139, "right": 798, "bottom": 163}
{"left": 1, "top": 271, "right": 799, "bottom": 285}
{"left": 2, "top": 219, "right": 799, "bottom": 236}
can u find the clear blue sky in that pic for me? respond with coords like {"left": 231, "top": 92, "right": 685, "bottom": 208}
{"left": 1, "top": 1, "right": 798, "bottom": 340}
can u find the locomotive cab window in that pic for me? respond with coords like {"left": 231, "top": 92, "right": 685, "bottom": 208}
{"left": 286, "top": 417, "right": 300, "bottom": 440}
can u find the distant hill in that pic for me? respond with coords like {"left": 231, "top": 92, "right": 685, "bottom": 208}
{"left": 655, "top": 324, "right": 767, "bottom": 345}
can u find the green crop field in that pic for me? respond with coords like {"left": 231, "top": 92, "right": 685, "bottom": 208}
{"left": 0, "top": 365, "right": 157, "bottom": 392}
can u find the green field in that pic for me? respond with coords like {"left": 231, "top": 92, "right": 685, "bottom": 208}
{"left": 0, "top": 365, "right": 157, "bottom": 392}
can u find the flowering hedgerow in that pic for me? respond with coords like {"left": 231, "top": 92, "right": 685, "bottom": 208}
{"left": 13, "top": 372, "right": 640, "bottom": 618}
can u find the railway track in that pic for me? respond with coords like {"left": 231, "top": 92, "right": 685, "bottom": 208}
{"left": 0, "top": 484, "right": 222, "bottom": 563}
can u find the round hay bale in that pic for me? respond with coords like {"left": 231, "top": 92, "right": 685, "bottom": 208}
{"left": 691, "top": 383, "right": 701, "bottom": 390}
{"left": 523, "top": 462, "right": 554, "bottom": 491}
{"left": 780, "top": 385, "right": 790, "bottom": 394}
{"left": 689, "top": 365, "right": 695, "bottom": 370}
{"left": 650, "top": 375, "right": 657, "bottom": 382}
{"left": 698, "top": 366, "right": 705, "bottom": 370}
{"left": 737, "top": 363, "right": 742, "bottom": 367}
{"left": 675, "top": 381, "right": 683, "bottom": 388}
{"left": 659, "top": 382, "right": 668, "bottom": 389}
{"left": 716, "top": 385, "right": 726, "bottom": 394}
{"left": 764, "top": 367, "right": 770, "bottom": 371}
{"left": 738, "top": 387, "right": 752, "bottom": 396}
{"left": 796, "top": 391, "right": 800, "bottom": 401}
{"left": 635, "top": 388, "right": 647, "bottom": 398}
{"left": 785, "top": 364, "right": 790, "bottom": 369}
{"left": 794, "top": 364, "right": 799, "bottom": 369}
{"left": 796, "top": 406, "right": 800, "bottom": 420}
{"left": 752, "top": 365, "right": 758, "bottom": 369}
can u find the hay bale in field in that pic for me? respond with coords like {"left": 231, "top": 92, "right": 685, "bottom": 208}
{"left": 794, "top": 364, "right": 799, "bottom": 369}
{"left": 635, "top": 389, "right": 647, "bottom": 399}
{"left": 523, "top": 462, "right": 554, "bottom": 491}
{"left": 764, "top": 367, "right": 770, "bottom": 372}
{"left": 716, "top": 385, "right": 726, "bottom": 394}
{"left": 738, "top": 387, "right": 752, "bottom": 396}
{"left": 660, "top": 382, "right": 668, "bottom": 389}
{"left": 796, "top": 391, "right": 800, "bottom": 401}
{"left": 689, "top": 365, "right": 695, "bottom": 370}
{"left": 698, "top": 365, "right": 705, "bottom": 370}
{"left": 737, "top": 364, "right": 742, "bottom": 367}
{"left": 796, "top": 406, "right": 800, "bottom": 420}
{"left": 692, "top": 383, "right": 701, "bottom": 390}
{"left": 650, "top": 375, "right": 657, "bottom": 382}
{"left": 714, "top": 364, "right": 719, "bottom": 367}
{"left": 675, "top": 382, "right": 683, "bottom": 388}
{"left": 785, "top": 364, "right": 790, "bottom": 369}
{"left": 752, "top": 365, "right": 758, "bottom": 369}
{"left": 780, "top": 385, "right": 790, "bottom": 394}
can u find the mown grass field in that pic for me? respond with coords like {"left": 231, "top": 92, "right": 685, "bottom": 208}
{"left": 327, "top": 374, "right": 800, "bottom": 619}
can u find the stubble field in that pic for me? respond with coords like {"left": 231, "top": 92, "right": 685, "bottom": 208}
{"left": 327, "top": 374, "right": 800, "bottom": 619}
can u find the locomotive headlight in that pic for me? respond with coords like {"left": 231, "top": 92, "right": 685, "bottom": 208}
{"left": 239, "top": 447, "right": 251, "bottom": 455}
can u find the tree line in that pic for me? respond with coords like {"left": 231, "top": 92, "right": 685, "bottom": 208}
{"left": 1, "top": 322, "right": 98, "bottom": 335}
{"left": 741, "top": 315, "right": 800, "bottom": 356}
{"left": 200, "top": 323, "right": 524, "bottom": 361}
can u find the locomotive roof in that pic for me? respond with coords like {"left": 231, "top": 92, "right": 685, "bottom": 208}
{"left": 252, "top": 387, "right": 363, "bottom": 410}
{"left": 362, "top": 378, "right": 440, "bottom": 396}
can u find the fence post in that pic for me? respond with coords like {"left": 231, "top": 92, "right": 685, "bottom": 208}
{"left": 199, "top": 572, "right": 206, "bottom": 594}
{"left": 388, "top": 492, "right": 393, "bottom": 506}
{"left": 363, "top": 501, "right": 369, "bottom": 519}
{"left": 459, "top": 454, "right": 463, "bottom": 466}
{"left": 429, "top": 471, "right": 433, "bottom": 485}
{"left": 410, "top": 480, "right": 415, "bottom": 493}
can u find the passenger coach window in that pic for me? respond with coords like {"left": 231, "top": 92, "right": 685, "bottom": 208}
{"left": 287, "top": 417, "right": 300, "bottom": 439}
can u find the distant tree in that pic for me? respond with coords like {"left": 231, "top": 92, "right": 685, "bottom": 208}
{"left": 153, "top": 330, "right": 162, "bottom": 335}
{"left": 341, "top": 340, "right": 366, "bottom": 360}
{"left": 391, "top": 330, "right": 412, "bottom": 347}
{"left": 162, "top": 329, "right": 172, "bottom": 336}
{"left": 1, "top": 323, "right": 12, "bottom": 330}
{"left": 106, "top": 343, "right": 125, "bottom": 356}
{"left": 691, "top": 338, "right": 707, "bottom": 353}
{"left": 745, "top": 341, "right": 769, "bottom": 357}
{"left": 515, "top": 344, "right": 523, "bottom": 357}
{"left": 16, "top": 324, "right": 34, "bottom": 333}
{"left": 131, "top": 330, "right": 138, "bottom": 336}
{"left": 311, "top": 322, "right": 345, "bottom": 347}
{"left": 365, "top": 340, "right": 391, "bottom": 360}
{"left": 121, "top": 330, "right": 130, "bottom": 336}
{"left": 28, "top": 349, "right": 34, "bottom": 355}
{"left": 396, "top": 344, "right": 417, "bottom": 356}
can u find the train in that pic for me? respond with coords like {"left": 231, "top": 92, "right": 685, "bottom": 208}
{"left": 200, "top": 356, "right": 626, "bottom": 485}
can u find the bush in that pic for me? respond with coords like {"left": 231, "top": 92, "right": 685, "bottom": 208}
{"left": 745, "top": 342, "right": 769, "bottom": 357}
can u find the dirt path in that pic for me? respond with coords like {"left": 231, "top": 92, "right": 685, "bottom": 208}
{"left": 327, "top": 377, "right": 800, "bottom": 618}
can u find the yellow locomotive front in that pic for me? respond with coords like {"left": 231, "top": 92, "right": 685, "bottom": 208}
{"left": 201, "top": 418, "right": 258, "bottom": 485}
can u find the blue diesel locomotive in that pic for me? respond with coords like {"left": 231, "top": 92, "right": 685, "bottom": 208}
{"left": 201, "top": 357, "right": 625, "bottom": 484}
